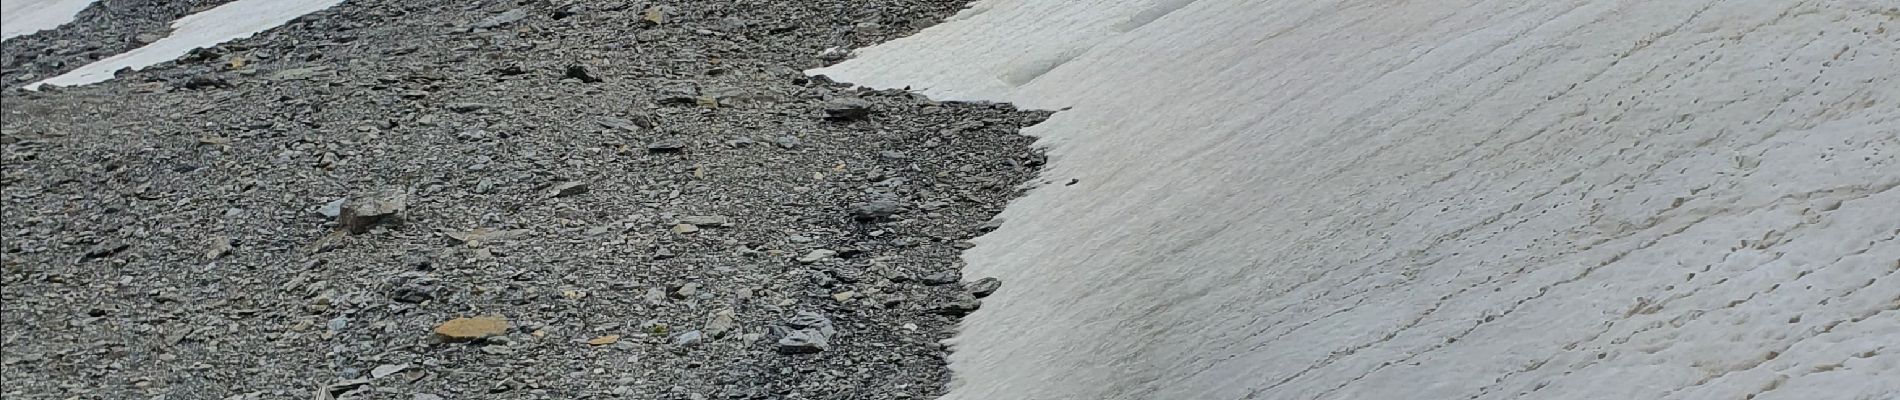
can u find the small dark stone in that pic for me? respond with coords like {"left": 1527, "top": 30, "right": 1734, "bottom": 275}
{"left": 182, "top": 75, "right": 230, "bottom": 90}
{"left": 491, "top": 65, "right": 528, "bottom": 76}
{"left": 447, "top": 103, "right": 491, "bottom": 113}
{"left": 822, "top": 97, "right": 874, "bottom": 121}
{"left": 920, "top": 270, "right": 960, "bottom": 286}
{"left": 388, "top": 272, "right": 439, "bottom": 303}
{"left": 848, "top": 199, "right": 905, "bottom": 221}
{"left": 931, "top": 296, "right": 982, "bottom": 317}
{"left": 966, "top": 277, "right": 1001, "bottom": 298}
{"left": 549, "top": 181, "right": 590, "bottom": 198}
{"left": 647, "top": 140, "right": 687, "bottom": 153}
{"left": 565, "top": 65, "right": 602, "bottom": 83}
{"left": 773, "top": 136, "right": 800, "bottom": 149}
{"left": 84, "top": 241, "right": 130, "bottom": 259}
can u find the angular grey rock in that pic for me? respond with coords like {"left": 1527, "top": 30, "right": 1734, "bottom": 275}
{"left": 797, "top": 249, "right": 836, "bottom": 264}
{"left": 776, "top": 329, "right": 828, "bottom": 354}
{"left": 773, "top": 135, "right": 800, "bottom": 149}
{"left": 822, "top": 97, "right": 874, "bottom": 121}
{"left": 671, "top": 330, "right": 704, "bottom": 346}
{"left": 677, "top": 215, "right": 732, "bottom": 227}
{"left": 327, "top": 378, "right": 371, "bottom": 397}
{"left": 338, "top": 190, "right": 407, "bottom": 234}
{"left": 83, "top": 240, "right": 129, "bottom": 259}
{"left": 674, "top": 282, "right": 700, "bottom": 298}
{"left": 549, "top": 181, "right": 590, "bottom": 198}
{"left": 318, "top": 197, "right": 347, "bottom": 218}
{"left": 786, "top": 311, "right": 837, "bottom": 337}
{"left": 966, "top": 277, "right": 1002, "bottom": 298}
{"left": 388, "top": 272, "right": 438, "bottom": 303}
{"left": 447, "top": 103, "right": 490, "bottom": 113}
{"left": 565, "top": 65, "right": 602, "bottom": 83}
{"left": 647, "top": 139, "right": 687, "bottom": 153}
{"left": 370, "top": 364, "right": 408, "bottom": 379}
{"left": 848, "top": 199, "right": 905, "bottom": 221}
{"left": 931, "top": 296, "right": 982, "bottom": 317}
{"left": 704, "top": 310, "right": 736, "bottom": 338}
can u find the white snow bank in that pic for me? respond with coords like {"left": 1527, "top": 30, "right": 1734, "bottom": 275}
{"left": 27, "top": 0, "right": 342, "bottom": 89}
{"left": 1, "top": 0, "right": 96, "bottom": 40}
{"left": 817, "top": 1, "right": 1900, "bottom": 399}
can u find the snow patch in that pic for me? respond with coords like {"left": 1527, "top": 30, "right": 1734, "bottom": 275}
{"left": 817, "top": 1, "right": 1900, "bottom": 399}
{"left": 1, "top": 0, "right": 97, "bottom": 40}
{"left": 27, "top": 0, "right": 342, "bottom": 89}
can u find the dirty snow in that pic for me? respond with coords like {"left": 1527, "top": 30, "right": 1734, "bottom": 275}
{"left": 1, "top": 0, "right": 96, "bottom": 40}
{"left": 817, "top": 0, "right": 1900, "bottom": 399}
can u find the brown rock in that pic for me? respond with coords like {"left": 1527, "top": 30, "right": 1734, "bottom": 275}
{"left": 433, "top": 317, "right": 509, "bottom": 342}
{"left": 586, "top": 335, "right": 620, "bottom": 346}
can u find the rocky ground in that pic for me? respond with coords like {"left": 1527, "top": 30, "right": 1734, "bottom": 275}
{"left": 0, "top": 1, "right": 1048, "bottom": 399}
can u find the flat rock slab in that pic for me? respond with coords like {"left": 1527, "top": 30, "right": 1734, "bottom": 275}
{"left": 434, "top": 317, "right": 509, "bottom": 342}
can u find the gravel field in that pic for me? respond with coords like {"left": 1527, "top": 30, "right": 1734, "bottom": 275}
{"left": 1, "top": 1, "right": 1047, "bottom": 399}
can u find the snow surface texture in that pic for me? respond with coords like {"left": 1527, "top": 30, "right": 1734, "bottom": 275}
{"left": 816, "top": 1, "right": 1899, "bottom": 399}
{"left": 0, "top": 0, "right": 96, "bottom": 40}
{"left": 27, "top": 0, "right": 341, "bottom": 89}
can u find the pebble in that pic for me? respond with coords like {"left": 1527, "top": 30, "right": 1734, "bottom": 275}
{"left": 773, "top": 135, "right": 800, "bottom": 149}
{"left": 648, "top": 139, "right": 687, "bottom": 153}
{"left": 797, "top": 249, "right": 836, "bottom": 264}
{"left": 370, "top": 364, "right": 408, "bottom": 379}
{"left": 587, "top": 335, "right": 621, "bottom": 346}
{"left": 328, "top": 317, "right": 350, "bottom": 332}
{"left": 849, "top": 199, "right": 905, "bottom": 221}
{"left": 549, "top": 181, "right": 591, "bottom": 198}
{"left": 704, "top": 310, "right": 736, "bottom": 338}
{"left": 678, "top": 215, "right": 732, "bottom": 227}
{"left": 447, "top": 103, "right": 491, "bottom": 113}
{"left": 83, "top": 240, "right": 129, "bottom": 259}
{"left": 671, "top": 330, "right": 705, "bottom": 346}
